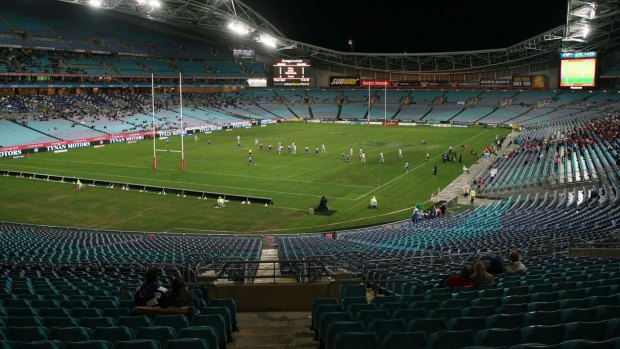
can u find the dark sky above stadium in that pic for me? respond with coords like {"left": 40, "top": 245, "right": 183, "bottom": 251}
{"left": 242, "top": 0, "right": 568, "bottom": 53}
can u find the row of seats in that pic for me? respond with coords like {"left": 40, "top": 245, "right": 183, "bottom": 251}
{"left": 316, "top": 309, "right": 620, "bottom": 348}
{"left": 322, "top": 329, "right": 620, "bottom": 349}
{"left": 0, "top": 338, "right": 209, "bottom": 349}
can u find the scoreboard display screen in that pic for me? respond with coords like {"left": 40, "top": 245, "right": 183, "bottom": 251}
{"left": 273, "top": 59, "right": 310, "bottom": 87}
{"left": 560, "top": 52, "right": 597, "bottom": 88}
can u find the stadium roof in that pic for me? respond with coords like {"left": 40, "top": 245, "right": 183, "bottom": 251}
{"left": 58, "top": 0, "right": 620, "bottom": 73}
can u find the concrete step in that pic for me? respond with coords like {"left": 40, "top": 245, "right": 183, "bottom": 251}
{"left": 228, "top": 312, "right": 315, "bottom": 349}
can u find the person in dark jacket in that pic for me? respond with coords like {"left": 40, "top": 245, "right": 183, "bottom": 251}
{"left": 134, "top": 268, "right": 168, "bottom": 307}
{"left": 164, "top": 277, "right": 198, "bottom": 310}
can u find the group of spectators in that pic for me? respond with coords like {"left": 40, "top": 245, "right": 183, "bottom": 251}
{"left": 133, "top": 268, "right": 198, "bottom": 311}
{"left": 440, "top": 250, "right": 526, "bottom": 290}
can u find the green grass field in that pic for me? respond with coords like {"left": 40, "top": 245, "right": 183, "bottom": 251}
{"left": 0, "top": 123, "right": 508, "bottom": 234}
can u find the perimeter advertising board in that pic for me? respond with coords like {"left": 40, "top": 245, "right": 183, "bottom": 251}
{"left": 329, "top": 76, "right": 361, "bottom": 87}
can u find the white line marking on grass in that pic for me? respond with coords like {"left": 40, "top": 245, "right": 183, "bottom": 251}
{"left": 168, "top": 200, "right": 432, "bottom": 234}
{"left": 18, "top": 157, "right": 375, "bottom": 189}
{"left": 1, "top": 164, "right": 359, "bottom": 201}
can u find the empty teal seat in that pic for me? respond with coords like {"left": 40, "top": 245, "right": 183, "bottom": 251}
{"left": 14, "top": 340, "right": 64, "bottom": 349}
{"left": 407, "top": 318, "right": 447, "bottom": 336}
{"left": 178, "top": 326, "right": 218, "bottom": 349}
{"left": 325, "top": 321, "right": 365, "bottom": 349}
{"left": 79, "top": 317, "right": 116, "bottom": 328}
{"left": 50, "top": 327, "right": 93, "bottom": 342}
{"left": 94, "top": 326, "right": 135, "bottom": 342}
{"left": 65, "top": 340, "right": 114, "bottom": 349}
{"left": 334, "top": 332, "right": 379, "bottom": 349}
{"left": 136, "top": 326, "right": 176, "bottom": 345}
{"left": 166, "top": 338, "right": 209, "bottom": 349}
{"left": 520, "top": 324, "right": 565, "bottom": 345}
{"left": 382, "top": 331, "right": 426, "bottom": 349}
{"left": 564, "top": 320, "right": 608, "bottom": 341}
{"left": 448, "top": 316, "right": 486, "bottom": 332}
{"left": 428, "top": 329, "right": 474, "bottom": 349}
{"left": 115, "top": 339, "right": 161, "bottom": 349}
{"left": 7, "top": 327, "right": 50, "bottom": 342}
{"left": 475, "top": 328, "right": 521, "bottom": 347}
{"left": 190, "top": 314, "right": 227, "bottom": 345}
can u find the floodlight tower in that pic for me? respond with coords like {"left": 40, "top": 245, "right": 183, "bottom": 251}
{"left": 562, "top": 0, "right": 598, "bottom": 51}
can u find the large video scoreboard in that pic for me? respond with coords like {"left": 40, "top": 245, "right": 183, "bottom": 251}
{"left": 273, "top": 59, "right": 311, "bottom": 87}
{"left": 560, "top": 52, "right": 597, "bottom": 88}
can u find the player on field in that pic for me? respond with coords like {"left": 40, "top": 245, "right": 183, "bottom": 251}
{"left": 398, "top": 148, "right": 403, "bottom": 158}
{"left": 248, "top": 155, "right": 254, "bottom": 166}
{"left": 194, "top": 134, "right": 199, "bottom": 142}
{"left": 321, "top": 144, "right": 326, "bottom": 154}
{"left": 166, "top": 138, "right": 170, "bottom": 151}
{"left": 361, "top": 152, "right": 366, "bottom": 163}
{"left": 405, "top": 161, "right": 410, "bottom": 173}
{"left": 237, "top": 135, "right": 241, "bottom": 147}
{"left": 278, "top": 144, "right": 283, "bottom": 154}
{"left": 350, "top": 148, "right": 354, "bottom": 157}
{"left": 292, "top": 143, "right": 297, "bottom": 155}
{"left": 315, "top": 147, "right": 319, "bottom": 156}
{"left": 305, "top": 146, "right": 309, "bottom": 155}
{"left": 379, "top": 152, "right": 384, "bottom": 163}
{"left": 255, "top": 138, "right": 259, "bottom": 146}
{"left": 345, "top": 154, "right": 351, "bottom": 164}
{"left": 426, "top": 152, "right": 430, "bottom": 161}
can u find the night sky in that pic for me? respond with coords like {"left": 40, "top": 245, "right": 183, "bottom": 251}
{"left": 242, "top": 0, "right": 567, "bottom": 53}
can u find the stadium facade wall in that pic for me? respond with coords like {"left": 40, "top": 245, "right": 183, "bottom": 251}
{"left": 314, "top": 60, "right": 560, "bottom": 89}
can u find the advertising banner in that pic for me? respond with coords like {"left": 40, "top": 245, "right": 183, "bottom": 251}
{"left": 480, "top": 79, "right": 512, "bottom": 87}
{"left": 329, "top": 76, "right": 361, "bottom": 87}
{"left": 512, "top": 75, "right": 547, "bottom": 89}
{"left": 361, "top": 79, "right": 390, "bottom": 88}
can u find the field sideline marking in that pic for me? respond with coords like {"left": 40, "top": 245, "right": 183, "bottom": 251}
{"left": 20, "top": 157, "right": 375, "bottom": 189}
{"left": 166, "top": 200, "right": 431, "bottom": 234}
{"left": 0, "top": 164, "right": 359, "bottom": 201}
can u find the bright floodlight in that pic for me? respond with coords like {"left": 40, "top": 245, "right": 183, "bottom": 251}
{"left": 259, "top": 34, "right": 277, "bottom": 48}
{"left": 88, "top": 0, "right": 102, "bottom": 7}
{"left": 136, "top": 0, "right": 146, "bottom": 4}
{"left": 582, "top": 25, "right": 590, "bottom": 37}
{"left": 227, "top": 21, "right": 250, "bottom": 35}
{"left": 149, "top": 0, "right": 161, "bottom": 8}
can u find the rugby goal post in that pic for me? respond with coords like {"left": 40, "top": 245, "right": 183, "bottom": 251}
{"left": 151, "top": 73, "right": 186, "bottom": 171}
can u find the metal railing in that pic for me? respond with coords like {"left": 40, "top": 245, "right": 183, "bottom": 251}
{"left": 195, "top": 258, "right": 336, "bottom": 284}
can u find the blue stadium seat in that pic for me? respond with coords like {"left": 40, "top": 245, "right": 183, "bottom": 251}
{"left": 475, "top": 328, "right": 521, "bottom": 347}
{"left": 520, "top": 324, "right": 565, "bottom": 345}
{"left": 382, "top": 331, "right": 427, "bottom": 349}
{"left": 428, "top": 329, "right": 474, "bottom": 349}
{"left": 333, "top": 332, "right": 379, "bottom": 349}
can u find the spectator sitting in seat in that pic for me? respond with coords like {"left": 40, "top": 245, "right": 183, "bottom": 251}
{"left": 470, "top": 261, "right": 494, "bottom": 288}
{"left": 439, "top": 266, "right": 474, "bottom": 291}
{"left": 485, "top": 255, "right": 505, "bottom": 275}
{"left": 505, "top": 250, "right": 527, "bottom": 275}
{"left": 134, "top": 268, "right": 168, "bottom": 307}
{"left": 163, "top": 277, "right": 198, "bottom": 312}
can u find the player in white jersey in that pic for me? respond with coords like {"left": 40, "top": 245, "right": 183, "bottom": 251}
{"left": 398, "top": 148, "right": 403, "bottom": 158}
{"left": 361, "top": 152, "right": 366, "bottom": 163}
{"left": 321, "top": 144, "right": 326, "bottom": 154}
{"left": 379, "top": 152, "right": 384, "bottom": 163}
